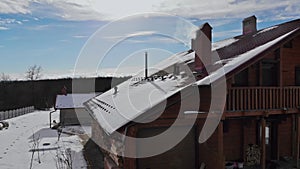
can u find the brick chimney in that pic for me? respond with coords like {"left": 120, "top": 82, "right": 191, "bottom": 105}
{"left": 243, "top": 15, "right": 257, "bottom": 35}
{"left": 191, "top": 22, "right": 212, "bottom": 75}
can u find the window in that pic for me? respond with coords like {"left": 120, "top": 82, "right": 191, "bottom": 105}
{"left": 262, "top": 60, "right": 278, "bottom": 86}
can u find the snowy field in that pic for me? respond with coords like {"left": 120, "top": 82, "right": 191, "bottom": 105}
{"left": 0, "top": 110, "right": 87, "bottom": 169}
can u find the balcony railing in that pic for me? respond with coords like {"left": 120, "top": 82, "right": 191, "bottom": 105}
{"left": 226, "top": 87, "right": 300, "bottom": 111}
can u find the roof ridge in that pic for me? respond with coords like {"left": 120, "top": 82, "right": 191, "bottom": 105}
{"left": 215, "top": 18, "right": 300, "bottom": 59}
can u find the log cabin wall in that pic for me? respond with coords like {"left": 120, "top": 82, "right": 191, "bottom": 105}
{"left": 223, "top": 119, "right": 243, "bottom": 161}
{"left": 281, "top": 35, "right": 300, "bottom": 86}
{"left": 226, "top": 34, "right": 300, "bottom": 112}
{"left": 278, "top": 116, "right": 293, "bottom": 157}
{"left": 197, "top": 119, "right": 225, "bottom": 169}
{"left": 229, "top": 34, "right": 300, "bottom": 88}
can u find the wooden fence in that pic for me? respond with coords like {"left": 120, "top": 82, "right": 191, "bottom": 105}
{"left": 0, "top": 106, "right": 35, "bottom": 120}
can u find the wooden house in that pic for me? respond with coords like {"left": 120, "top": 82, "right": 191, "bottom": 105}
{"left": 85, "top": 16, "right": 300, "bottom": 169}
{"left": 55, "top": 93, "right": 97, "bottom": 126}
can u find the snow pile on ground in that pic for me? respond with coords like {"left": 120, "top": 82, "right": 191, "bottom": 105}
{"left": 0, "top": 110, "right": 87, "bottom": 169}
{"left": 62, "top": 125, "right": 91, "bottom": 136}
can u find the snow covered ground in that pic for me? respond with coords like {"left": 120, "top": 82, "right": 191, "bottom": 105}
{"left": 0, "top": 110, "right": 87, "bottom": 169}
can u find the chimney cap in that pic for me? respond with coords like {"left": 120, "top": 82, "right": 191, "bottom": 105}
{"left": 243, "top": 15, "right": 257, "bottom": 22}
{"left": 199, "top": 22, "right": 212, "bottom": 30}
{"left": 194, "top": 22, "right": 212, "bottom": 40}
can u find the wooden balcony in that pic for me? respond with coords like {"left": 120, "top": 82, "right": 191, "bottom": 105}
{"left": 226, "top": 87, "right": 300, "bottom": 112}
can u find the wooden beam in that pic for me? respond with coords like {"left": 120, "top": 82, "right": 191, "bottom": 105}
{"left": 242, "top": 120, "right": 247, "bottom": 162}
{"left": 224, "top": 109, "right": 299, "bottom": 118}
{"left": 274, "top": 122, "right": 280, "bottom": 160}
{"left": 297, "top": 114, "right": 300, "bottom": 168}
{"left": 292, "top": 114, "right": 297, "bottom": 159}
{"left": 279, "top": 48, "right": 283, "bottom": 87}
{"left": 123, "top": 126, "right": 137, "bottom": 169}
{"left": 261, "top": 118, "right": 266, "bottom": 169}
{"left": 217, "top": 121, "right": 224, "bottom": 169}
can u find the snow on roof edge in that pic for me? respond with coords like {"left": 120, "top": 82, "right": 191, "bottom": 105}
{"left": 197, "top": 28, "right": 300, "bottom": 86}
{"left": 55, "top": 93, "right": 100, "bottom": 109}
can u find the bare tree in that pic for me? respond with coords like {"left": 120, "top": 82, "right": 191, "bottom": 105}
{"left": 0, "top": 72, "right": 11, "bottom": 81}
{"left": 55, "top": 148, "right": 73, "bottom": 169}
{"left": 29, "top": 133, "right": 41, "bottom": 169}
{"left": 26, "top": 65, "right": 42, "bottom": 80}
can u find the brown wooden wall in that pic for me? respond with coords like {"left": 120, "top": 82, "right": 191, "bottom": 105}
{"left": 197, "top": 119, "right": 225, "bottom": 169}
{"left": 229, "top": 34, "right": 300, "bottom": 88}
{"left": 222, "top": 118, "right": 257, "bottom": 162}
{"left": 223, "top": 119, "right": 243, "bottom": 161}
{"left": 281, "top": 35, "right": 300, "bottom": 86}
{"left": 278, "top": 116, "right": 293, "bottom": 157}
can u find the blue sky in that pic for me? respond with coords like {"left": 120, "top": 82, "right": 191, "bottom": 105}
{"left": 0, "top": 0, "right": 299, "bottom": 79}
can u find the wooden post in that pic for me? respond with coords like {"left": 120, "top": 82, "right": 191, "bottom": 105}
{"left": 261, "top": 118, "right": 266, "bottom": 169}
{"left": 217, "top": 121, "right": 224, "bottom": 169}
{"left": 242, "top": 120, "right": 246, "bottom": 162}
{"left": 292, "top": 114, "right": 296, "bottom": 159}
{"left": 259, "top": 62, "right": 263, "bottom": 86}
{"left": 124, "top": 126, "right": 137, "bottom": 169}
{"left": 296, "top": 114, "right": 300, "bottom": 168}
{"left": 274, "top": 122, "right": 280, "bottom": 160}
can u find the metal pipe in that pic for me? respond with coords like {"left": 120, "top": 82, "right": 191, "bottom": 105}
{"left": 49, "top": 109, "right": 57, "bottom": 128}
{"left": 145, "top": 51, "right": 148, "bottom": 80}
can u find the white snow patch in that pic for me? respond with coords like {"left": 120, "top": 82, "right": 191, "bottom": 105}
{"left": 0, "top": 111, "right": 87, "bottom": 169}
{"left": 257, "top": 26, "right": 279, "bottom": 34}
{"left": 85, "top": 51, "right": 196, "bottom": 134}
{"left": 56, "top": 93, "right": 99, "bottom": 109}
{"left": 212, "top": 38, "right": 239, "bottom": 50}
{"left": 63, "top": 125, "right": 92, "bottom": 136}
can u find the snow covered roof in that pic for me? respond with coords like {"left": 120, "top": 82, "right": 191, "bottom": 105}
{"left": 85, "top": 18, "right": 300, "bottom": 135}
{"left": 214, "top": 18, "right": 300, "bottom": 60}
{"left": 84, "top": 51, "right": 195, "bottom": 134}
{"left": 55, "top": 93, "right": 99, "bottom": 109}
{"left": 212, "top": 38, "right": 239, "bottom": 50}
{"left": 197, "top": 28, "right": 300, "bottom": 85}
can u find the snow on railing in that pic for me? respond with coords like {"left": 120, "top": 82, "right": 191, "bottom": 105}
{"left": 0, "top": 106, "right": 35, "bottom": 120}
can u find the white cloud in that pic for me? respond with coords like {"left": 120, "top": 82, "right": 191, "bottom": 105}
{"left": 126, "top": 31, "right": 157, "bottom": 38}
{"left": 0, "top": 0, "right": 299, "bottom": 22}
{"left": 0, "top": 18, "right": 23, "bottom": 30}
{"left": 27, "top": 24, "right": 49, "bottom": 31}
{"left": 59, "top": 39, "right": 70, "bottom": 43}
{"left": 0, "top": 0, "right": 30, "bottom": 14}
{"left": 72, "top": 35, "right": 89, "bottom": 39}
{"left": 0, "top": 26, "right": 9, "bottom": 30}
{"left": 104, "top": 31, "right": 157, "bottom": 41}
{"left": 0, "top": 18, "right": 22, "bottom": 25}
{"left": 157, "top": 0, "right": 296, "bottom": 20}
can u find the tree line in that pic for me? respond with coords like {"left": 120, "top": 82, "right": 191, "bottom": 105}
{"left": 0, "top": 77, "right": 129, "bottom": 111}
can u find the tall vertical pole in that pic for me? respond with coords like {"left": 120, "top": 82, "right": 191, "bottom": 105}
{"left": 145, "top": 51, "right": 148, "bottom": 80}
{"left": 297, "top": 114, "right": 300, "bottom": 168}
{"left": 261, "top": 117, "right": 266, "bottom": 169}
